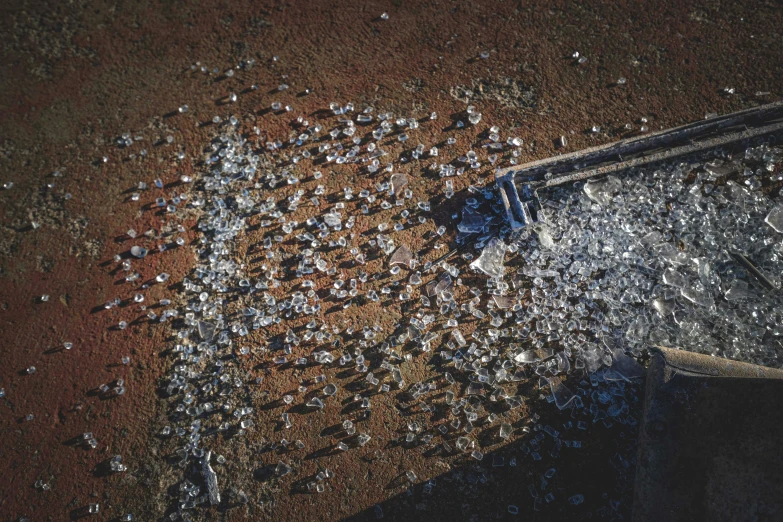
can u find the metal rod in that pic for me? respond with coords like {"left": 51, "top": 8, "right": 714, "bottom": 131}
{"left": 426, "top": 233, "right": 478, "bottom": 271}
{"left": 727, "top": 250, "right": 777, "bottom": 293}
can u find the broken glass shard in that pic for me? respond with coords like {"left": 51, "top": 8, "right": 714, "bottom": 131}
{"left": 324, "top": 212, "right": 342, "bottom": 227}
{"left": 605, "top": 346, "right": 645, "bottom": 381}
{"left": 389, "top": 245, "right": 413, "bottom": 267}
{"left": 651, "top": 297, "right": 674, "bottom": 317}
{"left": 390, "top": 173, "right": 408, "bottom": 196}
{"left": 764, "top": 204, "right": 783, "bottom": 233}
{"left": 202, "top": 449, "right": 220, "bottom": 505}
{"left": 537, "top": 226, "right": 556, "bottom": 250}
{"left": 547, "top": 376, "right": 576, "bottom": 410}
{"left": 724, "top": 280, "right": 756, "bottom": 301}
{"left": 276, "top": 461, "right": 292, "bottom": 476}
{"left": 492, "top": 294, "right": 515, "bottom": 309}
{"left": 307, "top": 397, "right": 324, "bottom": 409}
{"left": 680, "top": 281, "right": 714, "bottom": 308}
{"left": 662, "top": 268, "right": 686, "bottom": 288}
{"left": 583, "top": 175, "right": 622, "bottom": 206}
{"left": 426, "top": 273, "right": 453, "bottom": 297}
{"left": 514, "top": 350, "right": 538, "bottom": 364}
{"left": 499, "top": 423, "right": 513, "bottom": 439}
{"left": 451, "top": 330, "right": 467, "bottom": 347}
{"left": 514, "top": 347, "right": 553, "bottom": 364}
{"left": 457, "top": 206, "right": 489, "bottom": 234}
{"left": 198, "top": 321, "right": 216, "bottom": 342}
{"left": 469, "top": 237, "right": 506, "bottom": 278}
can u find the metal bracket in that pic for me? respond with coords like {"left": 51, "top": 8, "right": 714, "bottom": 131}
{"left": 496, "top": 101, "right": 783, "bottom": 229}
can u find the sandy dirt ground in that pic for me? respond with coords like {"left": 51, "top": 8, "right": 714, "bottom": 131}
{"left": 1, "top": 1, "right": 782, "bottom": 521}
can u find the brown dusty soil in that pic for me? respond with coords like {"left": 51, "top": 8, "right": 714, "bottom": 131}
{"left": 1, "top": 1, "right": 782, "bottom": 521}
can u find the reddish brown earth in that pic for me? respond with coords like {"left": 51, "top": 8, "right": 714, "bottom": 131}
{"left": 1, "top": 1, "right": 782, "bottom": 521}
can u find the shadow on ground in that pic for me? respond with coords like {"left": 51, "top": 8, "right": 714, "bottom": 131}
{"left": 342, "top": 375, "right": 644, "bottom": 522}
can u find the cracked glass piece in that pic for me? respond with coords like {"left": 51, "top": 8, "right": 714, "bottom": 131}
{"left": 521, "top": 267, "right": 560, "bottom": 279}
{"left": 514, "top": 347, "right": 553, "bottom": 364}
{"left": 457, "top": 206, "right": 489, "bottom": 234}
{"left": 537, "top": 226, "right": 556, "bottom": 250}
{"left": 705, "top": 160, "right": 738, "bottom": 178}
{"left": 680, "top": 281, "right": 714, "bottom": 308}
{"left": 470, "top": 237, "right": 506, "bottom": 278}
{"left": 764, "top": 204, "right": 783, "bottom": 233}
{"left": 605, "top": 345, "right": 645, "bottom": 381}
{"left": 451, "top": 330, "right": 467, "bottom": 347}
{"left": 724, "top": 280, "right": 756, "bottom": 301}
{"left": 425, "top": 272, "right": 453, "bottom": 297}
{"left": 275, "top": 461, "right": 292, "bottom": 476}
{"left": 626, "top": 315, "right": 649, "bottom": 343}
{"left": 198, "top": 321, "right": 216, "bottom": 342}
{"left": 306, "top": 397, "right": 325, "bottom": 409}
{"left": 547, "top": 376, "right": 576, "bottom": 410}
{"left": 662, "top": 268, "right": 687, "bottom": 288}
{"left": 499, "top": 422, "right": 513, "bottom": 439}
{"left": 583, "top": 175, "right": 622, "bottom": 205}
{"left": 657, "top": 243, "right": 690, "bottom": 266}
{"left": 514, "top": 350, "right": 539, "bottom": 364}
{"left": 555, "top": 352, "right": 570, "bottom": 374}
{"left": 389, "top": 245, "right": 413, "bottom": 267}
{"left": 324, "top": 212, "right": 342, "bottom": 227}
{"left": 651, "top": 297, "right": 674, "bottom": 317}
{"left": 492, "top": 294, "right": 515, "bottom": 309}
{"left": 390, "top": 173, "right": 408, "bottom": 196}
{"left": 202, "top": 449, "right": 220, "bottom": 505}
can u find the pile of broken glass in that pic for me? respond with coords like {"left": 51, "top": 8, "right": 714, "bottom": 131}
{"left": 122, "top": 99, "right": 781, "bottom": 516}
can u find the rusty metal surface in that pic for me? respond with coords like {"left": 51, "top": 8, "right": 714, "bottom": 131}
{"left": 1, "top": 1, "right": 783, "bottom": 521}
{"left": 634, "top": 347, "right": 783, "bottom": 522}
